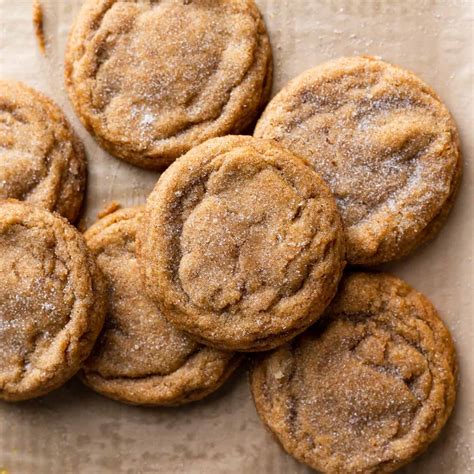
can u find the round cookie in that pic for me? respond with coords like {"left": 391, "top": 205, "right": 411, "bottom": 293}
{"left": 82, "top": 207, "right": 241, "bottom": 406}
{"left": 138, "top": 135, "right": 345, "bottom": 352}
{"left": 65, "top": 0, "right": 273, "bottom": 169}
{"left": 0, "top": 80, "right": 87, "bottom": 223}
{"left": 0, "top": 200, "right": 106, "bottom": 401}
{"left": 250, "top": 272, "right": 457, "bottom": 474}
{"left": 255, "top": 56, "right": 462, "bottom": 265}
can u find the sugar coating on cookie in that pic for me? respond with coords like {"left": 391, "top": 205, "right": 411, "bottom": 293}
{"left": 255, "top": 56, "right": 462, "bottom": 265}
{"left": 138, "top": 136, "right": 345, "bottom": 351}
{"left": 250, "top": 273, "right": 457, "bottom": 473}
{"left": 82, "top": 207, "right": 240, "bottom": 406}
{"left": 0, "top": 80, "right": 87, "bottom": 222}
{"left": 65, "top": 0, "right": 272, "bottom": 169}
{"left": 0, "top": 201, "right": 106, "bottom": 401}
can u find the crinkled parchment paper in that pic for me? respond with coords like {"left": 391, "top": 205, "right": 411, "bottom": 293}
{"left": 0, "top": 1, "right": 472, "bottom": 472}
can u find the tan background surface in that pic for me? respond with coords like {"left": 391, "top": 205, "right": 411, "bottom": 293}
{"left": 0, "top": 1, "right": 473, "bottom": 473}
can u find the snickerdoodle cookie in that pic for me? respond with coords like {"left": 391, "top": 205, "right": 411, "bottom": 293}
{"left": 82, "top": 207, "right": 241, "bottom": 406}
{"left": 0, "top": 80, "right": 86, "bottom": 223}
{"left": 250, "top": 272, "right": 457, "bottom": 473}
{"left": 255, "top": 56, "right": 462, "bottom": 265}
{"left": 65, "top": 0, "right": 272, "bottom": 169}
{"left": 138, "top": 136, "right": 345, "bottom": 352}
{"left": 0, "top": 201, "right": 106, "bottom": 401}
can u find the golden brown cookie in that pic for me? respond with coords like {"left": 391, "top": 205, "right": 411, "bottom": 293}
{"left": 255, "top": 56, "right": 462, "bottom": 265}
{"left": 138, "top": 136, "right": 345, "bottom": 351}
{"left": 82, "top": 207, "right": 241, "bottom": 406}
{"left": 250, "top": 272, "right": 457, "bottom": 474}
{"left": 0, "top": 80, "right": 87, "bottom": 223}
{"left": 0, "top": 200, "right": 106, "bottom": 401}
{"left": 65, "top": 0, "right": 272, "bottom": 170}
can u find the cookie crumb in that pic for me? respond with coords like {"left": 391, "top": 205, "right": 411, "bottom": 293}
{"left": 98, "top": 201, "right": 122, "bottom": 219}
{"left": 32, "top": 0, "right": 46, "bottom": 55}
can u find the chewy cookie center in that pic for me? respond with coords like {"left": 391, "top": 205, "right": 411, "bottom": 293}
{"left": 291, "top": 318, "right": 431, "bottom": 459}
{"left": 289, "top": 87, "right": 442, "bottom": 229}
{"left": 0, "top": 225, "right": 71, "bottom": 384}
{"left": 86, "top": 1, "right": 257, "bottom": 144}
{"left": 178, "top": 153, "right": 321, "bottom": 314}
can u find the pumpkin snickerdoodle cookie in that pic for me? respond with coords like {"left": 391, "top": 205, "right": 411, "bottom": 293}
{"left": 250, "top": 272, "right": 457, "bottom": 474}
{"left": 138, "top": 136, "right": 345, "bottom": 352}
{"left": 0, "top": 80, "right": 87, "bottom": 223}
{"left": 82, "top": 207, "right": 241, "bottom": 406}
{"left": 65, "top": 0, "right": 272, "bottom": 170}
{"left": 255, "top": 56, "right": 462, "bottom": 265}
{"left": 0, "top": 201, "right": 106, "bottom": 401}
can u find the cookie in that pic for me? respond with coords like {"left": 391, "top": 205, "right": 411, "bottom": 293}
{"left": 138, "top": 135, "right": 345, "bottom": 351}
{"left": 65, "top": 0, "right": 272, "bottom": 170}
{"left": 82, "top": 207, "right": 241, "bottom": 406}
{"left": 255, "top": 56, "right": 462, "bottom": 265}
{"left": 0, "top": 200, "right": 106, "bottom": 401}
{"left": 250, "top": 272, "right": 457, "bottom": 474}
{"left": 0, "top": 80, "right": 87, "bottom": 223}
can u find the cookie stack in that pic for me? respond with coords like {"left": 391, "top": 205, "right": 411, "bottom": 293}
{"left": 0, "top": 1, "right": 462, "bottom": 473}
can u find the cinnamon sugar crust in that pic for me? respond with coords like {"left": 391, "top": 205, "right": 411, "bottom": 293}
{"left": 138, "top": 136, "right": 345, "bottom": 351}
{"left": 0, "top": 201, "right": 106, "bottom": 401}
{"left": 82, "top": 207, "right": 240, "bottom": 405}
{"left": 255, "top": 56, "right": 462, "bottom": 265}
{"left": 65, "top": 0, "right": 273, "bottom": 169}
{"left": 0, "top": 80, "right": 87, "bottom": 223}
{"left": 250, "top": 272, "right": 457, "bottom": 473}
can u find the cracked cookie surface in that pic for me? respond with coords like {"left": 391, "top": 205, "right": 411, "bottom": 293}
{"left": 65, "top": 0, "right": 272, "bottom": 169}
{"left": 138, "top": 136, "right": 345, "bottom": 351}
{"left": 82, "top": 207, "right": 240, "bottom": 405}
{"left": 250, "top": 272, "right": 457, "bottom": 473}
{"left": 255, "top": 56, "right": 462, "bottom": 265}
{"left": 0, "top": 80, "right": 87, "bottom": 223}
{"left": 0, "top": 201, "right": 106, "bottom": 401}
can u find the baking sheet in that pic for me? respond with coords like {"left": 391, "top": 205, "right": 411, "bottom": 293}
{"left": 0, "top": 1, "right": 473, "bottom": 472}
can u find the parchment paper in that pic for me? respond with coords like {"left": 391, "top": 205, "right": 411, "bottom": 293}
{"left": 0, "top": 1, "right": 473, "bottom": 473}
